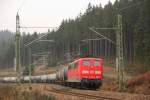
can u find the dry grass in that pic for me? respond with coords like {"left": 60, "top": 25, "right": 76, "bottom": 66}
{"left": 101, "top": 66, "right": 150, "bottom": 95}
{"left": 0, "top": 68, "right": 16, "bottom": 77}
{"left": 0, "top": 85, "right": 55, "bottom": 100}
{"left": 125, "top": 71, "right": 150, "bottom": 95}
{"left": 125, "top": 64, "right": 150, "bottom": 76}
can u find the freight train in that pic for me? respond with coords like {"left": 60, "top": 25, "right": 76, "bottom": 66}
{"left": 0, "top": 57, "right": 103, "bottom": 89}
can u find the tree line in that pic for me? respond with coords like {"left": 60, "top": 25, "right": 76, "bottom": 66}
{"left": 0, "top": 0, "right": 149, "bottom": 71}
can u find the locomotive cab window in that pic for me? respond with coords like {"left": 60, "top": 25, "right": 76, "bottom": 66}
{"left": 83, "top": 60, "right": 90, "bottom": 66}
{"left": 68, "top": 65, "right": 71, "bottom": 70}
{"left": 74, "top": 62, "right": 78, "bottom": 69}
{"left": 94, "top": 60, "right": 100, "bottom": 66}
{"left": 69, "top": 63, "right": 75, "bottom": 69}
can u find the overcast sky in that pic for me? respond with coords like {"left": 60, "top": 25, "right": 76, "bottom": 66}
{"left": 0, "top": 0, "right": 115, "bottom": 33}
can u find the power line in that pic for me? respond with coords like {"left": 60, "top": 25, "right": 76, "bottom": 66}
{"left": 38, "top": 40, "right": 55, "bottom": 42}
{"left": 24, "top": 33, "right": 49, "bottom": 47}
{"left": 20, "top": 26, "right": 57, "bottom": 29}
{"left": 81, "top": 38, "right": 105, "bottom": 42}
{"left": 119, "top": 0, "right": 145, "bottom": 13}
{"left": 89, "top": 27, "right": 116, "bottom": 45}
{"left": 32, "top": 52, "right": 51, "bottom": 56}
{"left": 94, "top": 27, "right": 117, "bottom": 30}
{"left": 18, "top": 0, "right": 28, "bottom": 13}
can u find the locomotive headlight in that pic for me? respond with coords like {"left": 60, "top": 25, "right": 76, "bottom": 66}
{"left": 82, "top": 70, "right": 89, "bottom": 74}
{"left": 95, "top": 71, "right": 101, "bottom": 74}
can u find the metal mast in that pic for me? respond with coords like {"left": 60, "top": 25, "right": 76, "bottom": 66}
{"left": 28, "top": 47, "right": 32, "bottom": 84}
{"left": 116, "top": 14, "right": 124, "bottom": 90}
{"left": 89, "top": 15, "right": 125, "bottom": 90}
{"left": 15, "top": 13, "right": 21, "bottom": 84}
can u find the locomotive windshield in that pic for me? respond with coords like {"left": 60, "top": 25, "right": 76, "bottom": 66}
{"left": 82, "top": 60, "right": 101, "bottom": 67}
{"left": 94, "top": 60, "right": 100, "bottom": 66}
{"left": 82, "top": 60, "right": 90, "bottom": 66}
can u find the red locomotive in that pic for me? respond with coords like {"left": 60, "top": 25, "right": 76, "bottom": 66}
{"left": 56, "top": 57, "right": 103, "bottom": 89}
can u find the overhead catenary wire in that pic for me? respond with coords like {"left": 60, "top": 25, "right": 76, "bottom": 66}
{"left": 24, "top": 33, "right": 49, "bottom": 47}
{"left": 20, "top": 26, "right": 57, "bottom": 29}
{"left": 89, "top": 27, "right": 116, "bottom": 45}
{"left": 17, "top": 0, "right": 28, "bottom": 13}
{"left": 81, "top": 38, "right": 105, "bottom": 42}
{"left": 32, "top": 52, "right": 51, "bottom": 56}
{"left": 119, "top": 1, "right": 143, "bottom": 13}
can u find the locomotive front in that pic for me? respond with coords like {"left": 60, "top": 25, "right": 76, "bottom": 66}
{"left": 79, "top": 58, "right": 103, "bottom": 89}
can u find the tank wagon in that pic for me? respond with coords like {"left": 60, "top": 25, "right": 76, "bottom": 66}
{"left": 0, "top": 74, "right": 56, "bottom": 83}
{"left": 2, "top": 77, "right": 17, "bottom": 83}
{"left": 22, "top": 74, "right": 56, "bottom": 83}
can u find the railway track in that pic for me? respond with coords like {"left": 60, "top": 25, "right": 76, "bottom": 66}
{"left": 45, "top": 86, "right": 121, "bottom": 100}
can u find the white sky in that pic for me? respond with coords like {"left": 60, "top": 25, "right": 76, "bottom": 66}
{"left": 0, "top": 0, "right": 116, "bottom": 33}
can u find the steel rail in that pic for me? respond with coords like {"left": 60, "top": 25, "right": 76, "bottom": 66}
{"left": 45, "top": 87, "right": 121, "bottom": 100}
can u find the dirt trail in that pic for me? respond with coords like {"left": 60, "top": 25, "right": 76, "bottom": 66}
{"left": 34, "top": 65, "right": 56, "bottom": 75}
{"left": 0, "top": 68, "right": 16, "bottom": 77}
